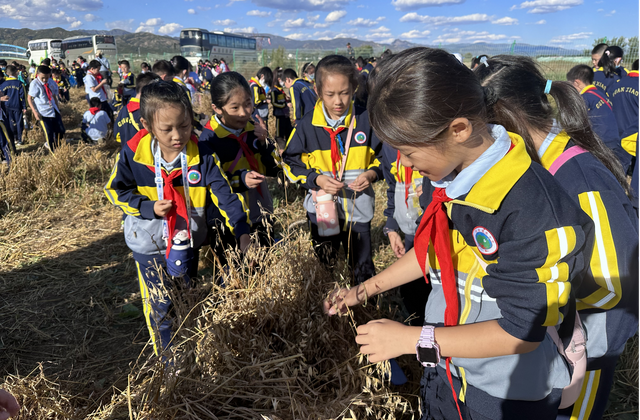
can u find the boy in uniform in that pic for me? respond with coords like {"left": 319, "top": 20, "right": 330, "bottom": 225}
{"left": 27, "top": 65, "right": 65, "bottom": 152}
{"left": 0, "top": 65, "right": 26, "bottom": 147}
{"left": 118, "top": 60, "right": 136, "bottom": 106}
{"left": 114, "top": 72, "right": 159, "bottom": 144}
{"left": 283, "top": 68, "right": 317, "bottom": 127}
{"left": 84, "top": 59, "right": 112, "bottom": 122}
{"left": 52, "top": 68, "right": 70, "bottom": 103}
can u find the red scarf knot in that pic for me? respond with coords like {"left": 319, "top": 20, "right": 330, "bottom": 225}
{"left": 43, "top": 81, "right": 54, "bottom": 103}
{"left": 89, "top": 107, "right": 101, "bottom": 115}
{"left": 161, "top": 168, "right": 191, "bottom": 258}
{"left": 324, "top": 126, "right": 347, "bottom": 178}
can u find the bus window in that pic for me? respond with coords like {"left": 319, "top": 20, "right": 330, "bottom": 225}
{"left": 233, "top": 37, "right": 240, "bottom": 48}
{"left": 209, "top": 34, "right": 218, "bottom": 46}
{"left": 250, "top": 39, "right": 256, "bottom": 50}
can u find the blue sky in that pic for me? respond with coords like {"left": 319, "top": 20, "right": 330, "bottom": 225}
{"left": 0, "top": 0, "right": 637, "bottom": 48}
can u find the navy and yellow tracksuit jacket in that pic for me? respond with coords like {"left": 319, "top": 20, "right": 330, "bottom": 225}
{"left": 199, "top": 116, "right": 281, "bottom": 224}
{"left": 593, "top": 67, "right": 619, "bottom": 93}
{"left": 104, "top": 129, "right": 251, "bottom": 255}
{"left": 249, "top": 77, "right": 268, "bottom": 119}
{"left": 53, "top": 76, "right": 70, "bottom": 92}
{"left": 114, "top": 97, "right": 141, "bottom": 144}
{"left": 381, "top": 143, "right": 423, "bottom": 235}
{"left": 539, "top": 129, "right": 638, "bottom": 419}
{"left": 419, "top": 125, "right": 594, "bottom": 419}
{"left": 282, "top": 101, "right": 383, "bottom": 230}
{"left": 610, "top": 70, "right": 639, "bottom": 157}
{"left": 579, "top": 84, "right": 630, "bottom": 170}
{"left": 289, "top": 78, "right": 317, "bottom": 125}
{"left": 120, "top": 71, "right": 136, "bottom": 97}
{"left": 270, "top": 86, "right": 289, "bottom": 118}
{"left": 0, "top": 77, "right": 26, "bottom": 111}
{"left": 360, "top": 62, "right": 374, "bottom": 78}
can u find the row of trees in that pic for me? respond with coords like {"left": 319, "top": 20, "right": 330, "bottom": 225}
{"left": 591, "top": 36, "right": 639, "bottom": 58}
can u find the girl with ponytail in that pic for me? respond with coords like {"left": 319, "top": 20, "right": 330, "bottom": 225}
{"left": 475, "top": 55, "right": 638, "bottom": 420}
{"left": 594, "top": 45, "right": 625, "bottom": 92}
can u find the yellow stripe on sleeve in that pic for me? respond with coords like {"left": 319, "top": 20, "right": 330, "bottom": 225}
{"left": 576, "top": 191, "right": 622, "bottom": 310}
{"left": 209, "top": 153, "right": 251, "bottom": 235}
{"left": 536, "top": 227, "right": 577, "bottom": 326}
{"left": 103, "top": 154, "right": 142, "bottom": 217}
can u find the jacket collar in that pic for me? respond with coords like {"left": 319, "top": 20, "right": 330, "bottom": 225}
{"left": 580, "top": 84, "right": 597, "bottom": 95}
{"left": 311, "top": 100, "right": 355, "bottom": 129}
{"left": 205, "top": 115, "right": 255, "bottom": 138}
{"left": 128, "top": 129, "right": 200, "bottom": 168}
{"left": 450, "top": 131, "right": 531, "bottom": 213}
{"left": 249, "top": 76, "right": 262, "bottom": 88}
{"left": 539, "top": 130, "right": 571, "bottom": 170}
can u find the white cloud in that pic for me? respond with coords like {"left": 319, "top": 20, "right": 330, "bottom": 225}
{"left": 533, "top": 19, "right": 546, "bottom": 23}
{"left": 285, "top": 33, "right": 309, "bottom": 40}
{"left": 247, "top": 9, "right": 272, "bottom": 16}
{"left": 284, "top": 17, "right": 306, "bottom": 29}
{"left": 492, "top": 16, "right": 518, "bottom": 25}
{"left": 0, "top": 1, "right": 97, "bottom": 27}
{"left": 400, "top": 12, "right": 490, "bottom": 25}
{"left": 362, "top": 25, "right": 394, "bottom": 43}
{"left": 347, "top": 16, "right": 386, "bottom": 27}
{"left": 105, "top": 19, "right": 135, "bottom": 31}
{"left": 144, "top": 17, "right": 163, "bottom": 26}
{"left": 400, "top": 29, "right": 431, "bottom": 39}
{"left": 70, "top": 20, "right": 82, "bottom": 28}
{"left": 433, "top": 28, "right": 520, "bottom": 43}
{"left": 308, "top": 14, "right": 320, "bottom": 22}
{"left": 605, "top": 9, "right": 615, "bottom": 16}
{"left": 325, "top": 10, "right": 347, "bottom": 22}
{"left": 225, "top": 26, "right": 256, "bottom": 33}
{"left": 549, "top": 31, "right": 592, "bottom": 43}
{"left": 391, "top": 0, "right": 464, "bottom": 11}
{"left": 213, "top": 19, "right": 237, "bottom": 26}
{"left": 187, "top": 8, "right": 196, "bottom": 14}
{"left": 84, "top": 13, "right": 99, "bottom": 21}
{"left": 158, "top": 23, "right": 183, "bottom": 34}
{"left": 513, "top": 0, "right": 583, "bottom": 14}
{"left": 249, "top": 0, "right": 351, "bottom": 11}
{"left": 135, "top": 25, "right": 156, "bottom": 33}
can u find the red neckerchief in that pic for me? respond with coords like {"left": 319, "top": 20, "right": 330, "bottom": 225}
{"left": 396, "top": 150, "right": 413, "bottom": 206}
{"left": 324, "top": 126, "right": 347, "bottom": 178}
{"left": 414, "top": 187, "right": 462, "bottom": 419}
{"left": 42, "top": 80, "right": 54, "bottom": 103}
{"left": 89, "top": 107, "right": 101, "bottom": 115}
{"left": 93, "top": 72, "right": 107, "bottom": 96}
{"left": 584, "top": 86, "right": 613, "bottom": 110}
{"left": 127, "top": 99, "right": 140, "bottom": 113}
{"left": 229, "top": 132, "right": 259, "bottom": 173}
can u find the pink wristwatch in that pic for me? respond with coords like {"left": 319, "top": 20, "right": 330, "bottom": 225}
{"left": 416, "top": 325, "right": 441, "bottom": 368}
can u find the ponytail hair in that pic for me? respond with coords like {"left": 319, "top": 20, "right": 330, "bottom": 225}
{"left": 591, "top": 43, "right": 608, "bottom": 56}
{"left": 475, "top": 55, "right": 629, "bottom": 195}
{"left": 598, "top": 46, "right": 624, "bottom": 78}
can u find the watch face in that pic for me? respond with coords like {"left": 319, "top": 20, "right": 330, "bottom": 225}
{"left": 418, "top": 346, "right": 439, "bottom": 364}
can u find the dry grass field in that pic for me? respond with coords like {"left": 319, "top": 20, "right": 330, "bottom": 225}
{"left": 0, "top": 87, "right": 636, "bottom": 419}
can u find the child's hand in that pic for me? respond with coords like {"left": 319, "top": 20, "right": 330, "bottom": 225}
{"left": 416, "top": 184, "right": 423, "bottom": 197}
{"left": 387, "top": 231, "right": 405, "bottom": 259}
{"left": 356, "top": 319, "right": 420, "bottom": 363}
{"left": 316, "top": 175, "right": 344, "bottom": 195}
{"left": 348, "top": 170, "right": 377, "bottom": 192}
{"left": 244, "top": 171, "right": 265, "bottom": 189}
{"left": 153, "top": 200, "right": 173, "bottom": 217}
{"left": 253, "top": 116, "right": 268, "bottom": 142}
{"left": 0, "top": 95, "right": 8, "bottom": 102}
{"left": 238, "top": 233, "right": 251, "bottom": 253}
{"left": 0, "top": 389, "right": 20, "bottom": 419}
{"left": 323, "top": 284, "right": 366, "bottom": 316}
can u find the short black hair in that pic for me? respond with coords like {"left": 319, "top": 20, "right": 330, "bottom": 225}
{"left": 88, "top": 60, "right": 101, "bottom": 70}
{"left": 566, "top": 64, "right": 594, "bottom": 85}
{"left": 89, "top": 97, "right": 101, "bottom": 107}
{"left": 52, "top": 68, "right": 62, "bottom": 76}
{"left": 136, "top": 72, "right": 161, "bottom": 94}
{"left": 633, "top": 59, "right": 639, "bottom": 71}
{"left": 37, "top": 65, "right": 51, "bottom": 75}
{"left": 120, "top": 60, "right": 130, "bottom": 67}
{"left": 152, "top": 60, "right": 175, "bottom": 77}
{"left": 0, "top": 59, "right": 7, "bottom": 67}
{"left": 315, "top": 55, "right": 358, "bottom": 96}
{"left": 170, "top": 56, "right": 190, "bottom": 74}
{"left": 42, "top": 58, "right": 51, "bottom": 67}
{"left": 5, "top": 65, "right": 17, "bottom": 76}
{"left": 283, "top": 68, "right": 297, "bottom": 80}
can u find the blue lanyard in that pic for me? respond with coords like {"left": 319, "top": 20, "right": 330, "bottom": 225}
{"left": 153, "top": 140, "right": 193, "bottom": 247}
{"left": 335, "top": 133, "right": 345, "bottom": 155}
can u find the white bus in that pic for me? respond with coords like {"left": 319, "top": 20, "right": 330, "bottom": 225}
{"left": 62, "top": 35, "right": 118, "bottom": 63}
{"left": 179, "top": 28, "right": 257, "bottom": 66}
{"left": 27, "top": 39, "right": 63, "bottom": 64}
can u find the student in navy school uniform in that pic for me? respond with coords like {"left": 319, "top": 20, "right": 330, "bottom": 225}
{"left": 0, "top": 65, "right": 26, "bottom": 147}
{"left": 249, "top": 67, "right": 271, "bottom": 126}
{"left": 593, "top": 46, "right": 623, "bottom": 93}
{"left": 477, "top": 55, "right": 638, "bottom": 420}
{"left": 27, "top": 65, "right": 65, "bottom": 152}
{"left": 118, "top": 60, "right": 136, "bottom": 107}
{"left": 84, "top": 59, "right": 113, "bottom": 122}
{"left": 566, "top": 64, "right": 631, "bottom": 171}
{"left": 271, "top": 68, "right": 293, "bottom": 152}
{"left": 114, "top": 72, "right": 160, "bottom": 144}
{"left": 283, "top": 68, "right": 317, "bottom": 127}
{"left": 610, "top": 59, "right": 639, "bottom": 178}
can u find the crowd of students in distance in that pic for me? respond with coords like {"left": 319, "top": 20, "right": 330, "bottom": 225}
{"left": 0, "top": 44, "right": 638, "bottom": 420}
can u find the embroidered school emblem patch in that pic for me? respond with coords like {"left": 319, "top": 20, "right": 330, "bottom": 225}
{"left": 472, "top": 226, "right": 498, "bottom": 255}
{"left": 354, "top": 131, "right": 367, "bottom": 144}
{"left": 187, "top": 170, "right": 201, "bottom": 184}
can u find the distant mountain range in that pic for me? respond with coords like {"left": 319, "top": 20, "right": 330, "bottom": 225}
{"left": 0, "top": 27, "right": 582, "bottom": 57}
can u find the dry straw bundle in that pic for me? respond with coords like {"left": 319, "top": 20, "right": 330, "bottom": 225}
{"left": 92, "top": 223, "right": 417, "bottom": 420}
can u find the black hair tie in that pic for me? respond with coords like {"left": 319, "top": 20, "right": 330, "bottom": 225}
{"left": 482, "top": 86, "right": 499, "bottom": 107}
